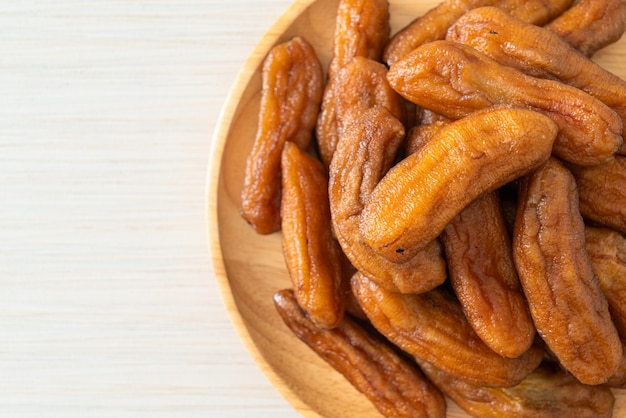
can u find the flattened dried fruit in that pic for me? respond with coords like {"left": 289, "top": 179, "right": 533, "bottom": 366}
{"left": 327, "top": 0, "right": 390, "bottom": 77}
{"left": 281, "top": 142, "right": 348, "bottom": 329}
{"left": 359, "top": 106, "right": 557, "bottom": 263}
{"left": 241, "top": 37, "right": 323, "bottom": 234}
{"left": 569, "top": 156, "right": 626, "bottom": 234}
{"left": 545, "top": 0, "right": 626, "bottom": 57}
{"left": 351, "top": 272, "right": 544, "bottom": 388}
{"left": 273, "top": 288, "right": 447, "bottom": 418}
{"left": 441, "top": 191, "right": 535, "bottom": 358}
{"left": 329, "top": 106, "right": 447, "bottom": 293}
{"left": 419, "top": 360, "right": 615, "bottom": 418}
{"left": 387, "top": 40, "right": 623, "bottom": 166}
{"left": 383, "top": 0, "right": 498, "bottom": 66}
{"left": 334, "top": 57, "right": 405, "bottom": 137}
{"left": 513, "top": 157, "right": 622, "bottom": 385}
{"left": 319, "top": 57, "right": 405, "bottom": 167}
{"left": 382, "top": 0, "right": 573, "bottom": 65}
{"left": 448, "top": 6, "right": 626, "bottom": 128}
{"left": 584, "top": 226, "right": 626, "bottom": 337}
{"left": 317, "top": 0, "right": 390, "bottom": 168}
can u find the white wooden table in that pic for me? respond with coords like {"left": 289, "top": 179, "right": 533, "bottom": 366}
{"left": 0, "top": 1, "right": 298, "bottom": 416}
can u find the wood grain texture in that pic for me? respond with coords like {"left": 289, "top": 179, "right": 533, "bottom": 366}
{"left": 208, "top": 0, "right": 626, "bottom": 417}
{"left": 0, "top": 1, "right": 297, "bottom": 417}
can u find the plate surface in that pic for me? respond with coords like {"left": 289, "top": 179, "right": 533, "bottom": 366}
{"left": 207, "top": 0, "right": 626, "bottom": 416}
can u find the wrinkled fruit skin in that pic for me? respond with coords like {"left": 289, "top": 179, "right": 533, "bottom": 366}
{"left": 545, "top": 0, "right": 626, "bottom": 57}
{"left": 387, "top": 40, "right": 623, "bottom": 166}
{"left": 584, "top": 226, "right": 626, "bottom": 338}
{"left": 329, "top": 106, "right": 447, "bottom": 294}
{"left": 382, "top": 0, "right": 572, "bottom": 65}
{"left": 569, "top": 156, "right": 626, "bottom": 234}
{"left": 351, "top": 272, "right": 544, "bottom": 388}
{"left": 317, "top": 0, "right": 390, "bottom": 168}
{"left": 273, "top": 288, "right": 447, "bottom": 418}
{"left": 448, "top": 6, "right": 626, "bottom": 130}
{"left": 241, "top": 37, "right": 323, "bottom": 234}
{"left": 359, "top": 106, "right": 558, "bottom": 263}
{"left": 318, "top": 57, "right": 405, "bottom": 168}
{"left": 513, "top": 157, "right": 622, "bottom": 385}
{"left": 280, "top": 142, "right": 348, "bottom": 329}
{"left": 419, "top": 360, "right": 615, "bottom": 418}
{"left": 441, "top": 191, "right": 536, "bottom": 358}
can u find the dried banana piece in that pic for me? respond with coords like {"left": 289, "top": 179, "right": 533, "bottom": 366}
{"left": 585, "top": 226, "right": 626, "bottom": 337}
{"left": 513, "top": 157, "right": 622, "bottom": 385}
{"left": 317, "top": 0, "right": 390, "bottom": 168}
{"left": 329, "top": 106, "right": 447, "bottom": 294}
{"left": 318, "top": 56, "right": 405, "bottom": 167}
{"left": 382, "top": 0, "right": 573, "bottom": 65}
{"left": 280, "top": 142, "right": 348, "bottom": 329}
{"left": 448, "top": 6, "right": 626, "bottom": 129}
{"left": 606, "top": 347, "right": 626, "bottom": 388}
{"left": 351, "top": 272, "right": 544, "bottom": 388}
{"left": 359, "top": 106, "right": 557, "bottom": 263}
{"left": 273, "top": 288, "right": 447, "bottom": 418}
{"left": 387, "top": 40, "right": 623, "bottom": 166}
{"left": 545, "top": 0, "right": 626, "bottom": 57}
{"left": 334, "top": 57, "right": 405, "bottom": 136}
{"left": 383, "top": 0, "right": 499, "bottom": 66}
{"left": 441, "top": 191, "right": 536, "bottom": 358}
{"left": 241, "top": 37, "right": 323, "bottom": 234}
{"left": 419, "top": 360, "right": 615, "bottom": 418}
{"left": 569, "top": 156, "right": 626, "bottom": 234}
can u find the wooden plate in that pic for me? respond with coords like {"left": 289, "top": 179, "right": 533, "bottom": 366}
{"left": 207, "top": 0, "right": 626, "bottom": 416}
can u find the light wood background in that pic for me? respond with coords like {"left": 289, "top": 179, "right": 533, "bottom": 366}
{"left": 0, "top": 1, "right": 298, "bottom": 417}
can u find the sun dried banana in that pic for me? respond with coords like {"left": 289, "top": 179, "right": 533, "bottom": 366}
{"left": 351, "top": 272, "right": 544, "bottom": 388}
{"left": 585, "top": 226, "right": 626, "bottom": 338}
{"left": 441, "top": 191, "right": 536, "bottom": 358}
{"left": 317, "top": 0, "right": 390, "bottom": 168}
{"left": 569, "top": 156, "right": 626, "bottom": 234}
{"left": 606, "top": 347, "right": 626, "bottom": 388}
{"left": 545, "top": 0, "right": 626, "bottom": 57}
{"left": 387, "top": 40, "right": 623, "bottom": 166}
{"left": 241, "top": 37, "right": 323, "bottom": 234}
{"left": 273, "top": 288, "right": 447, "bottom": 418}
{"left": 382, "top": 0, "right": 573, "bottom": 65}
{"left": 280, "top": 142, "right": 349, "bottom": 329}
{"left": 419, "top": 360, "right": 615, "bottom": 418}
{"left": 317, "top": 56, "right": 406, "bottom": 168}
{"left": 447, "top": 6, "right": 626, "bottom": 131}
{"left": 328, "top": 106, "right": 447, "bottom": 293}
{"left": 404, "top": 118, "right": 450, "bottom": 156}
{"left": 358, "top": 106, "right": 558, "bottom": 263}
{"left": 334, "top": 57, "right": 405, "bottom": 133}
{"left": 513, "top": 157, "right": 622, "bottom": 385}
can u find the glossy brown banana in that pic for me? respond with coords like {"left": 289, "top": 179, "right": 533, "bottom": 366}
{"left": 513, "top": 157, "right": 622, "bottom": 385}
{"left": 387, "top": 40, "right": 623, "bottom": 166}
{"left": 273, "top": 288, "right": 447, "bottom": 418}
{"left": 584, "top": 226, "right": 626, "bottom": 338}
{"left": 358, "top": 106, "right": 557, "bottom": 263}
{"left": 317, "top": 0, "right": 390, "bottom": 168}
{"left": 318, "top": 57, "right": 405, "bottom": 168}
{"left": 382, "top": 0, "right": 573, "bottom": 66}
{"left": 241, "top": 37, "right": 323, "bottom": 234}
{"left": 447, "top": 6, "right": 626, "bottom": 132}
{"left": 419, "top": 360, "right": 615, "bottom": 418}
{"left": 280, "top": 142, "right": 348, "bottom": 329}
{"left": 351, "top": 272, "right": 544, "bottom": 388}
{"left": 545, "top": 0, "right": 626, "bottom": 57}
{"left": 569, "top": 156, "right": 626, "bottom": 234}
{"left": 328, "top": 106, "right": 447, "bottom": 294}
{"left": 441, "top": 191, "right": 536, "bottom": 358}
